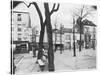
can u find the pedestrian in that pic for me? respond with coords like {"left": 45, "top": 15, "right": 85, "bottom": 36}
{"left": 35, "top": 46, "right": 48, "bottom": 71}
{"left": 32, "top": 44, "right": 36, "bottom": 57}
{"left": 42, "top": 47, "right": 48, "bottom": 63}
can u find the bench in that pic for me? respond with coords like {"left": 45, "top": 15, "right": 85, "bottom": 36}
{"left": 37, "top": 49, "right": 48, "bottom": 71}
{"left": 37, "top": 59, "right": 45, "bottom": 71}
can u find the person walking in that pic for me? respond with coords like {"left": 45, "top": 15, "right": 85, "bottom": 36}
{"left": 32, "top": 44, "right": 36, "bottom": 57}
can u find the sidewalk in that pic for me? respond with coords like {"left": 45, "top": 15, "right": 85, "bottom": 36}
{"left": 54, "top": 50, "right": 76, "bottom": 71}
{"left": 14, "top": 48, "right": 96, "bottom": 74}
{"left": 14, "top": 52, "right": 48, "bottom": 74}
{"left": 54, "top": 48, "right": 96, "bottom": 71}
{"left": 75, "top": 48, "right": 96, "bottom": 69}
{"left": 15, "top": 53, "right": 41, "bottom": 74}
{"left": 14, "top": 54, "right": 24, "bottom": 66}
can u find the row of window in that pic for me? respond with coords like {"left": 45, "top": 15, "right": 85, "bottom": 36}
{"left": 17, "top": 36, "right": 28, "bottom": 41}
{"left": 12, "top": 24, "right": 26, "bottom": 32}
{"left": 12, "top": 27, "right": 22, "bottom": 32}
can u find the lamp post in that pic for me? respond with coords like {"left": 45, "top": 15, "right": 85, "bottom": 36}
{"left": 73, "top": 18, "right": 76, "bottom": 57}
{"left": 54, "top": 24, "right": 57, "bottom": 52}
{"left": 60, "top": 24, "right": 63, "bottom": 54}
{"left": 93, "top": 27, "right": 96, "bottom": 50}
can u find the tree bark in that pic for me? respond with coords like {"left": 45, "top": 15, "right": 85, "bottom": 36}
{"left": 32, "top": 2, "right": 46, "bottom": 59}
{"left": 37, "top": 25, "right": 45, "bottom": 59}
{"left": 77, "top": 17, "right": 82, "bottom": 52}
{"left": 44, "top": 3, "right": 55, "bottom": 71}
{"left": 79, "top": 28, "right": 82, "bottom": 52}
{"left": 27, "top": 2, "right": 59, "bottom": 71}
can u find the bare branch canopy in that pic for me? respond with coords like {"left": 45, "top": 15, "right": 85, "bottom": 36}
{"left": 50, "top": 3, "right": 60, "bottom": 15}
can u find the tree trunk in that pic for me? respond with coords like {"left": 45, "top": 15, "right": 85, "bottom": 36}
{"left": 44, "top": 3, "right": 54, "bottom": 71}
{"left": 79, "top": 30, "right": 82, "bottom": 51}
{"left": 32, "top": 2, "right": 46, "bottom": 59}
{"left": 77, "top": 17, "right": 82, "bottom": 52}
{"left": 37, "top": 25, "right": 45, "bottom": 59}
{"left": 73, "top": 26, "right": 76, "bottom": 56}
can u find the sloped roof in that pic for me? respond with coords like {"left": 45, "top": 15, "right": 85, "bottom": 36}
{"left": 82, "top": 19, "right": 96, "bottom": 27}
{"left": 11, "top": 1, "right": 23, "bottom": 9}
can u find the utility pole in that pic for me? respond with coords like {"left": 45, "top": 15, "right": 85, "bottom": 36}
{"left": 55, "top": 24, "right": 57, "bottom": 52}
{"left": 32, "top": 27, "right": 36, "bottom": 57}
{"left": 32, "top": 28, "right": 34, "bottom": 43}
{"left": 93, "top": 27, "right": 96, "bottom": 50}
{"left": 77, "top": 17, "right": 82, "bottom": 52}
{"left": 60, "top": 24, "right": 63, "bottom": 54}
{"left": 73, "top": 18, "right": 76, "bottom": 57}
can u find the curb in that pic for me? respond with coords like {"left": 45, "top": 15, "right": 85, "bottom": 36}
{"left": 16, "top": 56, "right": 24, "bottom": 67}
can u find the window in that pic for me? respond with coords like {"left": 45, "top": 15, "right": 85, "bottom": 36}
{"left": 18, "top": 33, "right": 21, "bottom": 41}
{"left": 75, "top": 36, "right": 77, "bottom": 40}
{"left": 66, "top": 35, "right": 70, "bottom": 40}
{"left": 18, "top": 28, "right": 21, "bottom": 31}
{"left": 17, "top": 14, "right": 21, "bottom": 21}
{"left": 23, "top": 37, "right": 27, "bottom": 40}
{"left": 18, "top": 33, "right": 21, "bottom": 37}
{"left": 18, "top": 24, "right": 21, "bottom": 26}
{"left": 18, "top": 14, "right": 21, "bottom": 16}
{"left": 22, "top": 24, "right": 26, "bottom": 26}
{"left": 18, "top": 38, "right": 21, "bottom": 41}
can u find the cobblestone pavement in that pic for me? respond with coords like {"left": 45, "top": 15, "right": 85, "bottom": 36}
{"left": 14, "top": 48, "right": 96, "bottom": 74}
{"left": 54, "top": 48, "right": 96, "bottom": 71}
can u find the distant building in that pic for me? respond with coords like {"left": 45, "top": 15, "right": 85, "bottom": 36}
{"left": 52, "top": 27, "right": 84, "bottom": 50}
{"left": 11, "top": 11, "right": 33, "bottom": 53}
{"left": 84, "top": 25, "right": 96, "bottom": 49}
{"left": 52, "top": 21, "right": 96, "bottom": 50}
{"left": 12, "top": 11, "right": 32, "bottom": 44}
{"left": 11, "top": 2, "right": 40, "bottom": 53}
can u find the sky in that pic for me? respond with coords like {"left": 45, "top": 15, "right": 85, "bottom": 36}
{"left": 13, "top": 1, "right": 97, "bottom": 31}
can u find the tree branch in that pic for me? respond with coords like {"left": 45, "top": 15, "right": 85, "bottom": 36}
{"left": 73, "top": 12, "right": 80, "bottom": 17}
{"left": 80, "top": 5, "right": 84, "bottom": 17}
{"left": 23, "top": 2, "right": 32, "bottom": 8}
{"left": 82, "top": 12, "right": 91, "bottom": 18}
{"left": 23, "top": 2, "right": 44, "bottom": 25}
{"left": 50, "top": 3, "right": 60, "bottom": 15}
{"left": 31, "top": 2, "right": 44, "bottom": 25}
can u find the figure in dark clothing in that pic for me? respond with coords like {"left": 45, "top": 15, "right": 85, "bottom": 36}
{"left": 36, "top": 45, "right": 48, "bottom": 71}
{"left": 32, "top": 44, "right": 36, "bottom": 57}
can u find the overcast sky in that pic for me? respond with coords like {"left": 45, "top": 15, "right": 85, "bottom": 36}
{"left": 13, "top": 1, "right": 97, "bottom": 31}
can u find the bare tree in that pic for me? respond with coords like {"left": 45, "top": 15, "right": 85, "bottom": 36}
{"left": 73, "top": 17, "right": 76, "bottom": 56}
{"left": 27, "top": 2, "right": 46, "bottom": 59}
{"left": 44, "top": 3, "right": 60, "bottom": 71}
{"left": 73, "top": 5, "right": 95, "bottom": 52}
{"left": 27, "top": 2, "right": 60, "bottom": 71}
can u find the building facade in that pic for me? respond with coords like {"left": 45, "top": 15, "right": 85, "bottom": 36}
{"left": 52, "top": 28, "right": 84, "bottom": 50}
{"left": 52, "top": 24, "right": 96, "bottom": 50}
{"left": 11, "top": 11, "right": 33, "bottom": 53}
{"left": 12, "top": 11, "right": 32, "bottom": 43}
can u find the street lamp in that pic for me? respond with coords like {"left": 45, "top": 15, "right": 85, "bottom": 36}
{"left": 93, "top": 27, "right": 96, "bottom": 50}
{"left": 73, "top": 18, "right": 76, "bottom": 57}
{"left": 54, "top": 23, "right": 58, "bottom": 52}
{"left": 60, "top": 24, "right": 63, "bottom": 54}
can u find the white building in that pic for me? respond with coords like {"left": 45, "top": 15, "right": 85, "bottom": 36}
{"left": 12, "top": 11, "right": 32, "bottom": 43}
{"left": 52, "top": 28, "right": 84, "bottom": 50}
